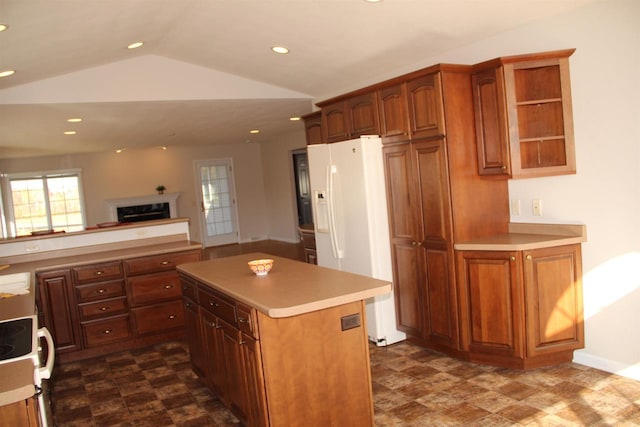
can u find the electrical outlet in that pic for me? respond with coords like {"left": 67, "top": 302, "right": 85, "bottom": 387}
{"left": 532, "top": 199, "right": 542, "bottom": 216}
{"left": 510, "top": 199, "right": 521, "bottom": 216}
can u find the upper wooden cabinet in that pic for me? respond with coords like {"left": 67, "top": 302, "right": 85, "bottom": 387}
{"left": 301, "top": 111, "right": 322, "bottom": 145}
{"left": 406, "top": 72, "right": 446, "bottom": 140}
{"left": 472, "top": 49, "right": 576, "bottom": 178}
{"left": 318, "top": 91, "right": 380, "bottom": 143}
{"left": 377, "top": 83, "right": 410, "bottom": 143}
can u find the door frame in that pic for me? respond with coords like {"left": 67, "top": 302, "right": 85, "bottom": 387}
{"left": 193, "top": 158, "right": 241, "bottom": 247}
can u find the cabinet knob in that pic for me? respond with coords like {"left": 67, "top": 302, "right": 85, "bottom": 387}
{"left": 210, "top": 302, "right": 219, "bottom": 308}
{"left": 526, "top": 255, "right": 532, "bottom": 260}
{"left": 168, "top": 315, "right": 176, "bottom": 320}
{"left": 97, "top": 289, "right": 106, "bottom": 294}
{"left": 160, "top": 261, "right": 170, "bottom": 266}
{"left": 95, "top": 271, "right": 104, "bottom": 276}
{"left": 501, "top": 165, "right": 507, "bottom": 170}
{"left": 510, "top": 256, "right": 515, "bottom": 261}
{"left": 102, "top": 329, "right": 113, "bottom": 335}
{"left": 238, "top": 317, "right": 248, "bottom": 323}
{"left": 99, "top": 306, "right": 109, "bottom": 312}
{"left": 164, "top": 284, "right": 174, "bottom": 289}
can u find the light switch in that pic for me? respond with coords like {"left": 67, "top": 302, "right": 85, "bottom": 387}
{"left": 510, "top": 199, "right": 521, "bottom": 216}
{"left": 532, "top": 199, "right": 542, "bottom": 216}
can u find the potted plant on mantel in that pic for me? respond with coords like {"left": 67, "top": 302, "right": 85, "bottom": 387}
{"left": 155, "top": 185, "right": 166, "bottom": 195}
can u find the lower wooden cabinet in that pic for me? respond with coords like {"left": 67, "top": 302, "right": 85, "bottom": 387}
{"left": 456, "top": 244, "right": 584, "bottom": 368}
{"left": 0, "top": 397, "right": 39, "bottom": 427}
{"left": 36, "top": 247, "right": 202, "bottom": 362}
{"left": 180, "top": 274, "right": 372, "bottom": 427}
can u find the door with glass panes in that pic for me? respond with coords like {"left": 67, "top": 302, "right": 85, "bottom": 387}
{"left": 195, "top": 159, "right": 239, "bottom": 247}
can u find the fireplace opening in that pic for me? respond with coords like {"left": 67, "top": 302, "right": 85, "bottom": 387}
{"left": 117, "top": 203, "right": 170, "bottom": 223}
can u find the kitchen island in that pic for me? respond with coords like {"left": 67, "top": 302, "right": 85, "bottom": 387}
{"left": 177, "top": 253, "right": 392, "bottom": 427}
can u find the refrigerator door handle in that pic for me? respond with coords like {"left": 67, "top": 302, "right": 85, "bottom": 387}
{"left": 327, "top": 164, "right": 343, "bottom": 259}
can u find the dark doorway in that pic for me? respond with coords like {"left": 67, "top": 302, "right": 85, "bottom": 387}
{"left": 292, "top": 149, "right": 313, "bottom": 226}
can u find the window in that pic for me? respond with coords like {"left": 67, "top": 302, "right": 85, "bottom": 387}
{"left": 5, "top": 170, "right": 86, "bottom": 236}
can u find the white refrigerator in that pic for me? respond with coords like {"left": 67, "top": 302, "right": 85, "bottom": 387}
{"left": 307, "top": 135, "right": 406, "bottom": 346}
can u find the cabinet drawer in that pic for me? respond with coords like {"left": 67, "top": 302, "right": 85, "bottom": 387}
{"left": 199, "top": 287, "right": 236, "bottom": 325}
{"left": 132, "top": 300, "right": 185, "bottom": 335}
{"left": 73, "top": 261, "right": 123, "bottom": 284}
{"left": 236, "top": 302, "right": 258, "bottom": 339}
{"left": 124, "top": 251, "right": 202, "bottom": 276}
{"left": 82, "top": 315, "right": 131, "bottom": 347}
{"left": 179, "top": 275, "right": 198, "bottom": 303}
{"left": 127, "top": 271, "right": 182, "bottom": 306}
{"left": 76, "top": 280, "right": 125, "bottom": 303}
{"left": 78, "top": 296, "right": 128, "bottom": 320}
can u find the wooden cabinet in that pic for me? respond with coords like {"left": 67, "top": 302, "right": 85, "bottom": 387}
{"left": 298, "top": 227, "right": 317, "bottom": 265}
{"left": 383, "top": 139, "right": 458, "bottom": 350}
{"left": 472, "top": 49, "right": 576, "bottom": 178}
{"left": 383, "top": 66, "right": 509, "bottom": 355}
{"left": 301, "top": 111, "right": 322, "bottom": 145}
{"left": 318, "top": 91, "right": 379, "bottom": 143}
{"left": 0, "top": 397, "right": 39, "bottom": 427}
{"left": 37, "top": 269, "right": 81, "bottom": 353}
{"left": 377, "top": 83, "right": 410, "bottom": 143}
{"left": 456, "top": 244, "right": 584, "bottom": 368}
{"left": 36, "top": 247, "right": 202, "bottom": 362}
{"left": 406, "top": 72, "right": 446, "bottom": 140}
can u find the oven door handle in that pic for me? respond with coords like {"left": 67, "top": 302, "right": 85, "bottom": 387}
{"left": 36, "top": 327, "right": 55, "bottom": 382}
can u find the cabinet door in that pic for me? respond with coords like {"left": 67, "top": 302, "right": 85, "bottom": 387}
{"left": 456, "top": 250, "right": 524, "bottom": 358}
{"left": 378, "top": 83, "right": 410, "bottom": 143}
{"left": 201, "top": 310, "right": 227, "bottom": 402}
{"left": 524, "top": 244, "right": 583, "bottom": 357}
{"left": 347, "top": 92, "right": 379, "bottom": 137}
{"left": 413, "top": 139, "right": 458, "bottom": 349}
{"left": 37, "top": 270, "right": 82, "bottom": 353}
{"left": 503, "top": 55, "right": 576, "bottom": 178}
{"left": 183, "top": 297, "right": 206, "bottom": 378}
{"left": 406, "top": 72, "right": 445, "bottom": 140}
{"left": 220, "top": 320, "right": 251, "bottom": 425}
{"left": 472, "top": 67, "right": 510, "bottom": 176}
{"left": 321, "top": 101, "right": 349, "bottom": 143}
{"left": 241, "top": 334, "right": 268, "bottom": 427}
{"left": 303, "top": 111, "right": 322, "bottom": 145}
{"left": 382, "top": 144, "right": 423, "bottom": 336}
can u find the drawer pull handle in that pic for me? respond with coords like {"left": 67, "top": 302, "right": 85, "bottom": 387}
{"left": 97, "top": 289, "right": 107, "bottom": 294}
{"left": 168, "top": 315, "right": 176, "bottom": 319}
{"left": 160, "top": 261, "right": 171, "bottom": 266}
{"left": 99, "top": 306, "right": 110, "bottom": 311}
{"left": 95, "top": 271, "right": 104, "bottom": 276}
{"left": 102, "top": 329, "right": 113, "bottom": 335}
{"left": 164, "top": 284, "right": 174, "bottom": 289}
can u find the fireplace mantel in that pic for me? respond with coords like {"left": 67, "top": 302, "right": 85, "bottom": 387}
{"left": 105, "top": 193, "right": 180, "bottom": 221}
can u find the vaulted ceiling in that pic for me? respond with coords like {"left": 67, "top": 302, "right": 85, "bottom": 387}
{"left": 0, "top": 0, "right": 598, "bottom": 159}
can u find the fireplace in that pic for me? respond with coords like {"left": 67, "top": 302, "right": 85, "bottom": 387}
{"left": 105, "top": 193, "right": 180, "bottom": 222}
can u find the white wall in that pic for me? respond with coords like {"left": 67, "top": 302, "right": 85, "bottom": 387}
{"left": 421, "top": 0, "right": 640, "bottom": 379}
{"left": 0, "top": 141, "right": 274, "bottom": 245}
{"left": 260, "top": 129, "right": 308, "bottom": 243}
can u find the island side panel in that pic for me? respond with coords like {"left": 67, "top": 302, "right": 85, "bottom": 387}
{"left": 257, "top": 300, "right": 374, "bottom": 427}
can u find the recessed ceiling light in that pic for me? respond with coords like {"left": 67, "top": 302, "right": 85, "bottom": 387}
{"left": 127, "top": 41, "right": 144, "bottom": 49}
{"left": 365, "top": 0, "right": 383, "bottom": 3}
{"left": 115, "top": 148, "right": 125, "bottom": 154}
{"left": 0, "top": 24, "right": 8, "bottom": 32}
{"left": 0, "top": 70, "right": 15, "bottom": 78}
{"left": 161, "top": 146, "right": 167, "bottom": 150}
{"left": 289, "top": 117, "right": 301, "bottom": 121}
{"left": 271, "top": 46, "right": 289, "bottom": 54}
{"left": 67, "top": 118, "right": 82, "bottom": 123}
{"left": 64, "top": 131, "right": 77, "bottom": 135}
{"left": 250, "top": 129, "right": 260, "bottom": 134}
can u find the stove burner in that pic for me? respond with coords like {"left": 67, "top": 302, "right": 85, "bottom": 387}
{"left": 0, "top": 344, "right": 15, "bottom": 358}
{"left": 0, "top": 317, "right": 33, "bottom": 361}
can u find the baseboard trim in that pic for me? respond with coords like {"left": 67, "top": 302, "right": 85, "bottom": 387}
{"left": 573, "top": 350, "right": 640, "bottom": 381}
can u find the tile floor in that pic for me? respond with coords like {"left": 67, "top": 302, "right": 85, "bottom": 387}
{"left": 50, "top": 241, "right": 640, "bottom": 426}
{"left": 51, "top": 338, "right": 640, "bottom": 426}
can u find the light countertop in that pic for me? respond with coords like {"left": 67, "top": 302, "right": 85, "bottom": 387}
{"left": 177, "top": 253, "right": 392, "bottom": 318}
{"left": 454, "top": 223, "right": 587, "bottom": 251}
{"left": 0, "top": 238, "right": 202, "bottom": 406}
